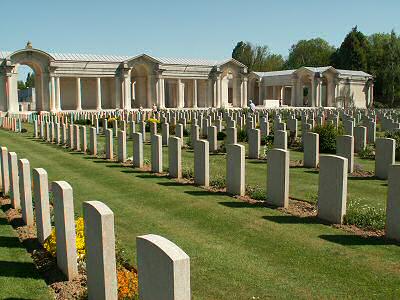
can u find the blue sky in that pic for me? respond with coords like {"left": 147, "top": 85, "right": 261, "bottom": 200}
{"left": 3, "top": 0, "right": 399, "bottom": 80}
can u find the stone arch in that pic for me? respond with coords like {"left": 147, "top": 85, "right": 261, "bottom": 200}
{"left": 1, "top": 48, "right": 53, "bottom": 112}
{"left": 220, "top": 67, "right": 238, "bottom": 107}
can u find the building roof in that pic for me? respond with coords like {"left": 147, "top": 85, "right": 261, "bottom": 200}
{"left": 254, "top": 66, "right": 372, "bottom": 78}
{"left": 254, "top": 70, "right": 295, "bottom": 77}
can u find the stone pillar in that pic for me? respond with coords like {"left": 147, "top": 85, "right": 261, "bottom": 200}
{"left": 137, "top": 234, "right": 190, "bottom": 300}
{"left": 177, "top": 79, "right": 183, "bottom": 108}
{"left": 207, "top": 126, "right": 217, "bottom": 152}
{"left": 290, "top": 78, "right": 297, "bottom": 106}
{"left": 18, "top": 159, "right": 33, "bottom": 226}
{"left": 267, "top": 149, "right": 289, "bottom": 208}
{"left": 118, "top": 130, "right": 127, "bottom": 163}
{"left": 194, "top": 140, "right": 209, "bottom": 186}
{"left": 162, "top": 123, "right": 169, "bottom": 146}
{"left": 123, "top": 72, "right": 131, "bottom": 110}
{"left": 133, "top": 132, "right": 144, "bottom": 168}
{"left": 105, "top": 129, "right": 113, "bottom": 160}
{"left": 52, "top": 181, "right": 78, "bottom": 280}
{"left": 193, "top": 79, "right": 198, "bottom": 108}
{"left": 151, "top": 134, "right": 162, "bottom": 173}
{"left": 226, "top": 144, "right": 245, "bottom": 196}
{"left": 76, "top": 77, "right": 82, "bottom": 111}
{"left": 336, "top": 135, "right": 354, "bottom": 173}
{"left": 33, "top": 168, "right": 51, "bottom": 245}
{"left": 96, "top": 77, "right": 102, "bottom": 110}
{"left": 317, "top": 155, "right": 348, "bottom": 224}
{"left": 354, "top": 126, "right": 367, "bottom": 153}
{"left": 375, "top": 138, "right": 395, "bottom": 180}
{"left": 311, "top": 78, "right": 316, "bottom": 106}
{"left": 8, "top": 152, "right": 20, "bottom": 209}
{"left": 386, "top": 164, "right": 400, "bottom": 241}
{"left": 89, "top": 127, "right": 97, "bottom": 156}
{"left": 303, "top": 132, "right": 319, "bottom": 168}
{"left": 83, "top": 201, "right": 118, "bottom": 300}
{"left": 273, "top": 130, "right": 287, "bottom": 150}
{"left": 168, "top": 136, "right": 182, "bottom": 179}
{"left": 50, "top": 75, "right": 56, "bottom": 112}
{"left": 1, "top": 147, "right": 9, "bottom": 195}
{"left": 56, "top": 77, "right": 61, "bottom": 111}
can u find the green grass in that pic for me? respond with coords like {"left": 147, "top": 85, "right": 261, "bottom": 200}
{"left": 2, "top": 126, "right": 400, "bottom": 299}
{"left": 0, "top": 210, "right": 51, "bottom": 299}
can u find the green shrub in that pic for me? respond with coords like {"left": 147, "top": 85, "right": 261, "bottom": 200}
{"left": 246, "top": 185, "right": 266, "bottom": 200}
{"left": 217, "top": 131, "right": 226, "bottom": 140}
{"left": 261, "top": 134, "right": 274, "bottom": 149}
{"left": 183, "top": 128, "right": 190, "bottom": 137}
{"left": 237, "top": 129, "right": 248, "bottom": 142}
{"left": 358, "top": 144, "right": 375, "bottom": 160}
{"left": 143, "top": 158, "right": 151, "bottom": 166}
{"left": 385, "top": 130, "right": 400, "bottom": 159}
{"left": 344, "top": 199, "right": 385, "bottom": 230}
{"left": 182, "top": 166, "right": 194, "bottom": 179}
{"left": 74, "top": 119, "right": 91, "bottom": 125}
{"left": 210, "top": 174, "right": 226, "bottom": 189}
{"left": 312, "top": 123, "right": 343, "bottom": 153}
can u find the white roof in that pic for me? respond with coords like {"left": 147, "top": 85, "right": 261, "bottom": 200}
{"left": 254, "top": 66, "right": 372, "bottom": 78}
{"left": 155, "top": 57, "right": 221, "bottom": 66}
{"left": 254, "top": 70, "right": 295, "bottom": 77}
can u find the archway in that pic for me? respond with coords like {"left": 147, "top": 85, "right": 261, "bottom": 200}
{"left": 0, "top": 48, "right": 53, "bottom": 112}
{"left": 299, "top": 75, "right": 312, "bottom": 107}
{"left": 221, "top": 71, "right": 234, "bottom": 107}
{"left": 131, "top": 64, "right": 149, "bottom": 108}
{"left": 17, "top": 65, "right": 36, "bottom": 111}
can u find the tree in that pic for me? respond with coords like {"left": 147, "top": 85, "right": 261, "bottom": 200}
{"left": 285, "top": 38, "right": 335, "bottom": 69}
{"left": 232, "top": 41, "right": 284, "bottom": 72}
{"left": 17, "top": 80, "right": 26, "bottom": 90}
{"left": 25, "top": 72, "right": 35, "bottom": 88}
{"left": 331, "top": 26, "right": 369, "bottom": 71}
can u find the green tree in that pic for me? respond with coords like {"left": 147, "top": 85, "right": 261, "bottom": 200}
{"left": 285, "top": 38, "right": 335, "bottom": 69}
{"left": 331, "top": 26, "right": 370, "bottom": 71}
{"left": 17, "top": 80, "right": 25, "bottom": 90}
{"left": 25, "top": 72, "right": 35, "bottom": 88}
{"left": 232, "top": 41, "right": 284, "bottom": 72}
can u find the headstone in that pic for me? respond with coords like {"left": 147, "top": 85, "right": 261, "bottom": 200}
{"left": 317, "top": 155, "right": 348, "bottom": 224}
{"left": 386, "top": 164, "right": 400, "bottom": 241}
{"left": 8, "top": 152, "right": 20, "bottom": 209}
{"left": 18, "top": 159, "right": 33, "bottom": 226}
{"left": 336, "top": 135, "right": 354, "bottom": 173}
{"left": 133, "top": 133, "right": 144, "bottom": 168}
{"left": 207, "top": 126, "right": 218, "bottom": 152}
{"left": 33, "top": 168, "right": 51, "bottom": 244}
{"left": 274, "top": 130, "right": 287, "bottom": 150}
{"left": 105, "top": 129, "right": 113, "bottom": 160}
{"left": 168, "top": 137, "right": 182, "bottom": 179}
{"left": 267, "top": 149, "right": 289, "bottom": 208}
{"left": 137, "top": 234, "right": 190, "bottom": 300}
{"left": 83, "top": 201, "right": 118, "bottom": 300}
{"left": 226, "top": 144, "right": 245, "bottom": 196}
{"left": 52, "top": 181, "right": 78, "bottom": 280}
{"left": 375, "top": 138, "right": 395, "bottom": 180}
{"left": 0, "top": 147, "right": 9, "bottom": 195}
{"left": 354, "top": 126, "right": 367, "bottom": 153}
{"left": 162, "top": 123, "right": 169, "bottom": 146}
{"left": 248, "top": 128, "right": 260, "bottom": 159}
{"left": 194, "top": 140, "right": 209, "bottom": 187}
{"left": 303, "top": 132, "right": 319, "bottom": 168}
{"left": 89, "top": 127, "right": 97, "bottom": 156}
{"left": 118, "top": 130, "right": 127, "bottom": 163}
{"left": 151, "top": 134, "right": 162, "bottom": 173}
{"left": 226, "top": 127, "right": 237, "bottom": 145}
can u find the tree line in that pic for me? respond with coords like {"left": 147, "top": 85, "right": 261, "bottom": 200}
{"left": 232, "top": 27, "right": 400, "bottom": 107}
{"left": 17, "top": 72, "right": 35, "bottom": 90}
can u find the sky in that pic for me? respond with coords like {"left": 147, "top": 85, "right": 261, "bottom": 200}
{"left": 2, "top": 0, "right": 399, "bottom": 80}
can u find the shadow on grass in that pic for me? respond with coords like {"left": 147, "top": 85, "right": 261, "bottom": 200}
{"left": 185, "top": 190, "right": 227, "bottom": 197}
{"left": 263, "top": 215, "right": 320, "bottom": 224}
{"left": 219, "top": 201, "right": 266, "bottom": 208}
{"left": 348, "top": 176, "right": 379, "bottom": 181}
{"left": 0, "top": 261, "right": 42, "bottom": 279}
{"left": 319, "top": 234, "right": 400, "bottom": 246}
{"left": 137, "top": 174, "right": 163, "bottom": 179}
{"left": 158, "top": 181, "right": 185, "bottom": 187}
{"left": 247, "top": 160, "right": 266, "bottom": 164}
{"left": 304, "top": 170, "right": 319, "bottom": 175}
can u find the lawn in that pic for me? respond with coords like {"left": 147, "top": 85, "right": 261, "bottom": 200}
{"left": 1, "top": 125, "right": 399, "bottom": 299}
{"left": 0, "top": 209, "right": 51, "bottom": 299}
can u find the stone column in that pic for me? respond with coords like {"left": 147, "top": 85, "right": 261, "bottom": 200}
{"left": 168, "top": 136, "right": 182, "bottom": 179}
{"left": 18, "top": 159, "right": 33, "bottom": 226}
{"left": 317, "top": 155, "right": 348, "bottom": 224}
{"left": 216, "top": 76, "right": 222, "bottom": 108}
{"left": 56, "top": 77, "right": 61, "bottom": 111}
{"left": 375, "top": 138, "right": 395, "bottom": 180}
{"left": 50, "top": 75, "right": 56, "bottom": 112}
{"left": 151, "top": 134, "right": 162, "bottom": 173}
{"left": 83, "top": 201, "right": 117, "bottom": 300}
{"left": 267, "top": 149, "right": 289, "bottom": 208}
{"left": 194, "top": 140, "right": 209, "bottom": 186}
{"left": 76, "top": 77, "right": 82, "bottom": 111}
{"left": 272, "top": 85, "right": 277, "bottom": 100}
{"left": 115, "top": 76, "right": 121, "bottom": 109}
{"left": 386, "top": 164, "right": 400, "bottom": 241}
{"left": 311, "top": 78, "right": 316, "bottom": 107}
{"left": 96, "top": 77, "right": 102, "bottom": 110}
{"left": 192, "top": 79, "right": 198, "bottom": 108}
{"left": 52, "top": 181, "right": 78, "bottom": 280}
{"left": 226, "top": 144, "right": 245, "bottom": 196}
{"left": 303, "top": 132, "right": 319, "bottom": 168}
{"left": 137, "top": 234, "right": 191, "bottom": 300}
{"left": 8, "top": 152, "right": 20, "bottom": 209}
{"left": 33, "top": 168, "right": 51, "bottom": 244}
{"left": 177, "top": 79, "right": 183, "bottom": 108}
{"left": 132, "top": 132, "right": 144, "bottom": 168}
{"left": 124, "top": 71, "right": 131, "bottom": 110}
{"left": 290, "top": 78, "right": 297, "bottom": 106}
